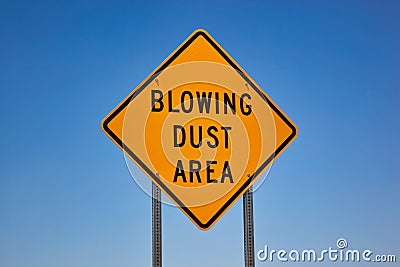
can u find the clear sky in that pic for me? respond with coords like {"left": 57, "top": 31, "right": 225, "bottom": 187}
{"left": 0, "top": 1, "right": 399, "bottom": 266}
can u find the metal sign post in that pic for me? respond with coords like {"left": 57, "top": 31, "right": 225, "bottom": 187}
{"left": 152, "top": 183, "right": 162, "bottom": 267}
{"left": 243, "top": 186, "right": 255, "bottom": 267}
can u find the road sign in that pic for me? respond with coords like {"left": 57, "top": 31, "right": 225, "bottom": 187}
{"left": 102, "top": 29, "right": 297, "bottom": 230}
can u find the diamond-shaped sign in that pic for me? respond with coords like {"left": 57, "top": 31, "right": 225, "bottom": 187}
{"left": 102, "top": 29, "right": 297, "bottom": 230}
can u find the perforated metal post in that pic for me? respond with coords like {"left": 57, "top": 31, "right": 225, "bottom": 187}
{"left": 152, "top": 182, "right": 162, "bottom": 267}
{"left": 243, "top": 186, "right": 255, "bottom": 267}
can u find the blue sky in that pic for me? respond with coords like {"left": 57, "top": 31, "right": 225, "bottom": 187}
{"left": 0, "top": 1, "right": 399, "bottom": 266}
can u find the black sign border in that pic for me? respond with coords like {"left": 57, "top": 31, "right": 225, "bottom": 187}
{"left": 102, "top": 30, "right": 297, "bottom": 230}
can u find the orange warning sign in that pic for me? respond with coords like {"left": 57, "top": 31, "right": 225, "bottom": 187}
{"left": 102, "top": 29, "right": 297, "bottom": 230}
